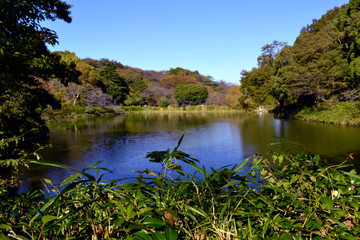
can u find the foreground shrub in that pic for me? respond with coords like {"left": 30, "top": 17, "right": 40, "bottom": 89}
{"left": 1, "top": 137, "right": 360, "bottom": 239}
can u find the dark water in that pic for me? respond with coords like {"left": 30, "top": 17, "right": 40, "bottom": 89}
{"left": 20, "top": 112, "right": 360, "bottom": 190}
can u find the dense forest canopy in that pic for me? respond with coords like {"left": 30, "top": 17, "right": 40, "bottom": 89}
{"left": 239, "top": 0, "right": 360, "bottom": 117}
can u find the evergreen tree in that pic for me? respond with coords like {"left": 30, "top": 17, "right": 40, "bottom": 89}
{"left": 99, "top": 63, "right": 129, "bottom": 104}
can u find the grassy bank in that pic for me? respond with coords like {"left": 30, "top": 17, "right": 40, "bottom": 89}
{"left": 42, "top": 105, "right": 241, "bottom": 122}
{"left": 121, "top": 105, "right": 241, "bottom": 113}
{"left": 1, "top": 138, "right": 360, "bottom": 239}
{"left": 294, "top": 101, "right": 360, "bottom": 126}
{"left": 42, "top": 105, "right": 125, "bottom": 121}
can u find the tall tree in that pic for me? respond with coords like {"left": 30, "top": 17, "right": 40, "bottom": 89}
{"left": 0, "top": 0, "right": 72, "bottom": 168}
{"left": 99, "top": 63, "right": 129, "bottom": 104}
{"left": 0, "top": 0, "right": 72, "bottom": 93}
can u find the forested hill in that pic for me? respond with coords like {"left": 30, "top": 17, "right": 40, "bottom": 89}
{"left": 240, "top": 1, "right": 360, "bottom": 117}
{"left": 46, "top": 51, "right": 240, "bottom": 109}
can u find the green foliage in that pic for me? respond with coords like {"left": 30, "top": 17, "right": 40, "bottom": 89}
{"left": 118, "top": 70, "right": 143, "bottom": 85}
{"left": 122, "top": 106, "right": 145, "bottom": 112}
{"left": 168, "top": 67, "right": 195, "bottom": 76}
{"left": 174, "top": 82, "right": 208, "bottom": 105}
{"left": 1, "top": 138, "right": 360, "bottom": 238}
{"left": 0, "top": 90, "right": 50, "bottom": 168}
{"left": 160, "top": 100, "right": 170, "bottom": 108}
{"left": 77, "top": 61, "right": 100, "bottom": 86}
{"left": 0, "top": 0, "right": 72, "bottom": 86}
{"left": 0, "top": 0, "right": 72, "bottom": 170}
{"left": 120, "top": 70, "right": 148, "bottom": 106}
{"left": 203, "top": 76, "right": 219, "bottom": 87}
{"left": 295, "top": 101, "right": 360, "bottom": 125}
{"left": 99, "top": 63, "right": 129, "bottom": 104}
{"left": 238, "top": 4, "right": 360, "bottom": 118}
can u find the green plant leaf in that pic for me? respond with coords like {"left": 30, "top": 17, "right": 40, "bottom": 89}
{"left": 142, "top": 217, "right": 165, "bottom": 228}
{"left": 341, "top": 235, "right": 358, "bottom": 240}
{"left": 134, "top": 231, "right": 153, "bottom": 240}
{"left": 279, "top": 233, "right": 293, "bottom": 240}
{"left": 184, "top": 205, "right": 208, "bottom": 219}
{"left": 164, "top": 228, "right": 178, "bottom": 240}
{"left": 0, "top": 232, "right": 11, "bottom": 240}
{"left": 232, "top": 157, "right": 251, "bottom": 173}
{"left": 342, "top": 171, "right": 360, "bottom": 179}
{"left": 320, "top": 197, "right": 334, "bottom": 209}
{"left": 30, "top": 160, "right": 80, "bottom": 173}
{"left": 222, "top": 180, "right": 241, "bottom": 188}
{"left": 220, "top": 202, "right": 229, "bottom": 218}
{"left": 0, "top": 224, "right": 12, "bottom": 230}
{"left": 60, "top": 173, "right": 81, "bottom": 186}
{"left": 41, "top": 215, "right": 58, "bottom": 225}
{"left": 152, "top": 231, "right": 166, "bottom": 240}
{"left": 262, "top": 217, "right": 271, "bottom": 238}
{"left": 189, "top": 162, "right": 205, "bottom": 175}
{"left": 114, "top": 218, "right": 125, "bottom": 226}
{"left": 126, "top": 205, "right": 136, "bottom": 220}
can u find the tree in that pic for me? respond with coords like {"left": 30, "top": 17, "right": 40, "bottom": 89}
{"left": 77, "top": 61, "right": 100, "bottom": 86}
{"left": 225, "top": 85, "right": 240, "bottom": 107}
{"left": 257, "top": 41, "right": 287, "bottom": 67}
{"left": 239, "top": 5, "right": 354, "bottom": 113}
{"left": 99, "top": 63, "right": 129, "bottom": 104}
{"left": 174, "top": 81, "right": 208, "bottom": 105}
{"left": 239, "top": 41, "right": 287, "bottom": 109}
{"left": 0, "top": 0, "right": 72, "bottom": 168}
{"left": 0, "top": 0, "right": 72, "bottom": 94}
{"left": 117, "top": 69, "right": 147, "bottom": 105}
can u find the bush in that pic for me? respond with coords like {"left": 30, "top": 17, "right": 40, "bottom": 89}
{"left": 160, "top": 100, "right": 170, "bottom": 108}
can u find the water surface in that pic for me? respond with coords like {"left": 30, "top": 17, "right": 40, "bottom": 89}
{"left": 21, "top": 112, "right": 360, "bottom": 190}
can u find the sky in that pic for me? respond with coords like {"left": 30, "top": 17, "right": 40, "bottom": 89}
{"left": 45, "top": 0, "right": 349, "bottom": 84}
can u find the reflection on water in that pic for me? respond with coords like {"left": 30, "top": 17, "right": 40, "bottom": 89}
{"left": 20, "top": 112, "right": 360, "bottom": 191}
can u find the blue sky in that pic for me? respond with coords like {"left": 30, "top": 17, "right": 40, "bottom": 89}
{"left": 45, "top": 0, "right": 349, "bottom": 84}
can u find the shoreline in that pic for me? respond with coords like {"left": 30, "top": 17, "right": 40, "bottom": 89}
{"left": 43, "top": 105, "right": 243, "bottom": 122}
{"left": 290, "top": 101, "right": 360, "bottom": 127}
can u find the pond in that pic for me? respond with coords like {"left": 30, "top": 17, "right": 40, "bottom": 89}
{"left": 20, "top": 112, "right": 360, "bottom": 190}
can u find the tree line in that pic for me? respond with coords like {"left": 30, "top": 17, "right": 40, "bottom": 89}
{"left": 46, "top": 51, "right": 239, "bottom": 110}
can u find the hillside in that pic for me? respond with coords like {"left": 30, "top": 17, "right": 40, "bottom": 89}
{"left": 45, "top": 51, "right": 240, "bottom": 112}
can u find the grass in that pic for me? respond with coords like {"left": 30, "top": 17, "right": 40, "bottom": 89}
{"left": 1, "top": 137, "right": 360, "bottom": 239}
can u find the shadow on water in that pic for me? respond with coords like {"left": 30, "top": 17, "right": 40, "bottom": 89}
{"left": 19, "top": 112, "right": 360, "bottom": 191}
